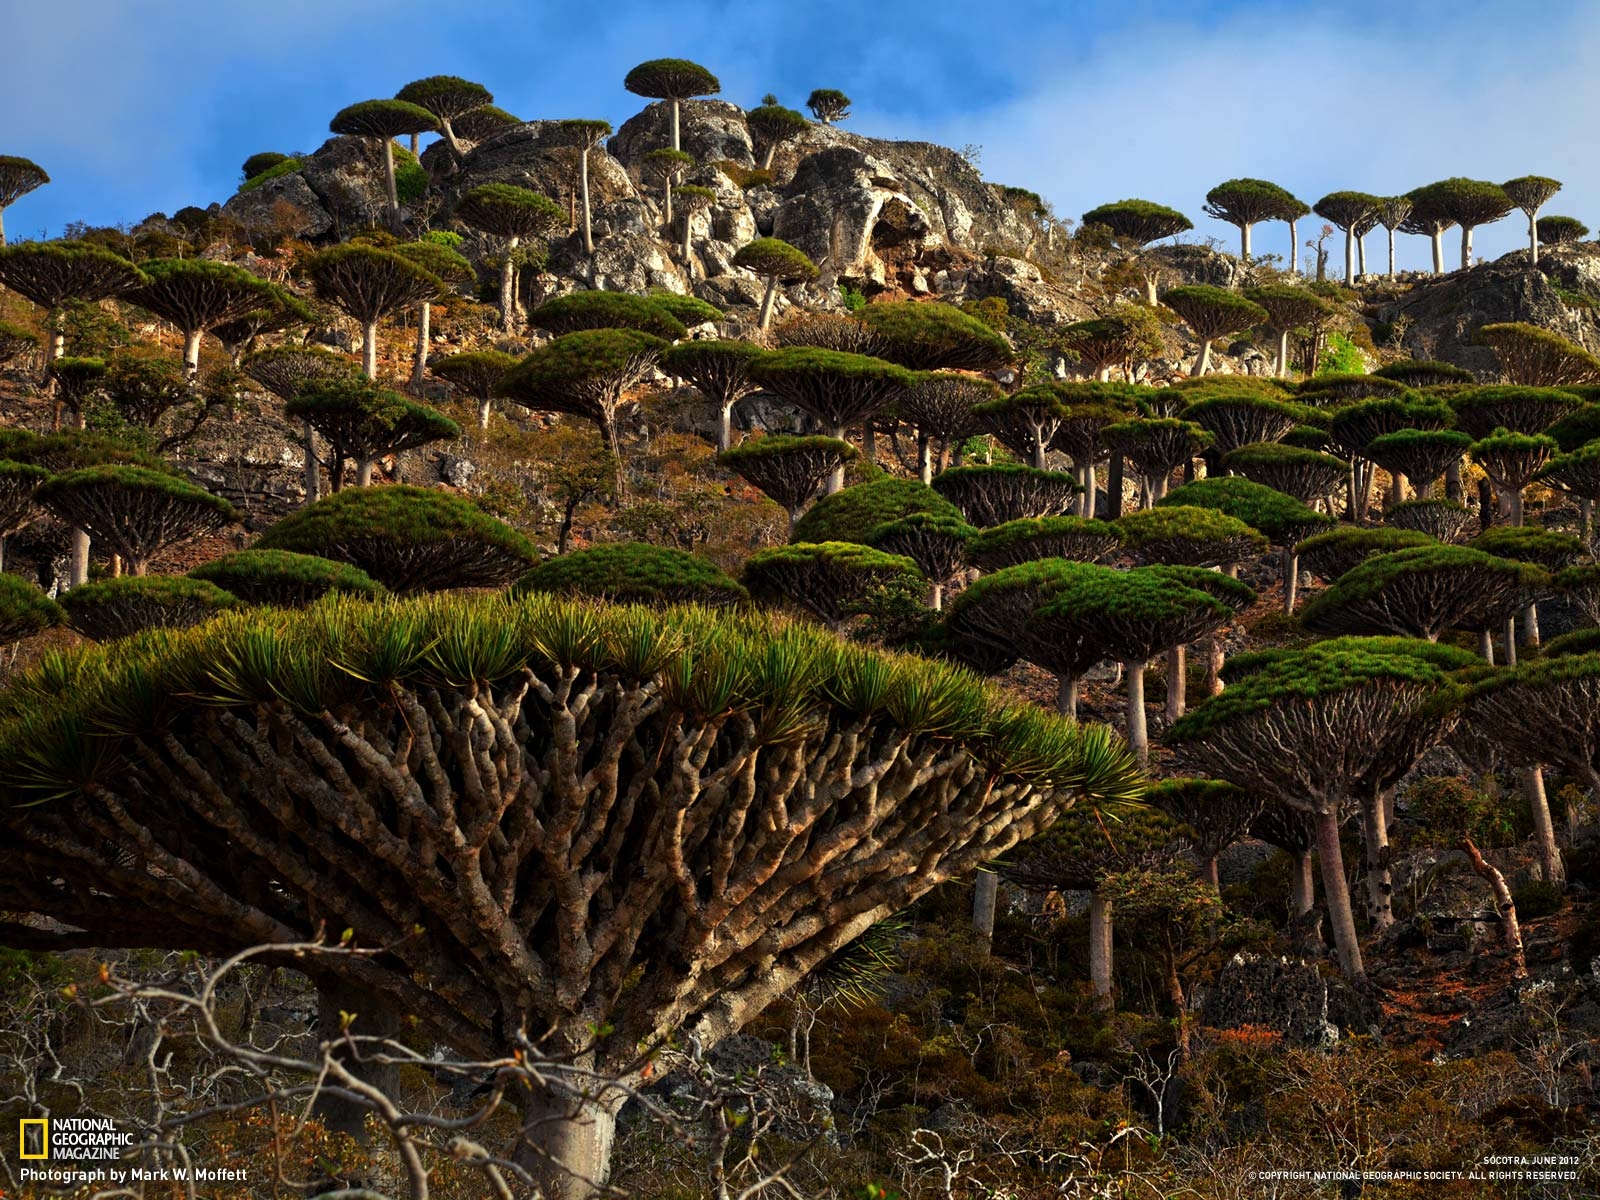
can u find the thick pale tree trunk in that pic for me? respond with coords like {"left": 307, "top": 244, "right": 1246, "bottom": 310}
{"left": 1239, "top": 223, "right": 1252, "bottom": 262}
{"left": 520, "top": 1082, "right": 629, "bottom": 1200}
{"left": 1057, "top": 673, "right": 1078, "bottom": 719}
{"left": 1431, "top": 230, "right": 1445, "bottom": 274}
{"left": 412, "top": 300, "right": 430, "bottom": 389}
{"left": 362, "top": 321, "right": 378, "bottom": 380}
{"left": 972, "top": 871, "right": 998, "bottom": 944}
{"left": 69, "top": 528, "right": 90, "bottom": 587}
{"left": 1204, "top": 634, "right": 1225, "bottom": 697}
{"left": 302, "top": 422, "right": 321, "bottom": 504}
{"left": 500, "top": 234, "right": 521, "bottom": 333}
{"left": 1288, "top": 218, "right": 1298, "bottom": 274}
{"left": 1387, "top": 227, "right": 1397, "bottom": 278}
{"left": 1480, "top": 628, "right": 1495, "bottom": 663}
{"left": 1290, "top": 850, "right": 1315, "bottom": 918}
{"left": 918, "top": 432, "right": 933, "bottom": 485}
{"left": 1125, "top": 660, "right": 1148, "bottom": 765}
{"left": 1463, "top": 839, "right": 1527, "bottom": 978}
{"left": 1088, "top": 891, "right": 1114, "bottom": 1009}
{"left": 1202, "top": 855, "right": 1220, "bottom": 891}
{"left": 1360, "top": 790, "right": 1394, "bottom": 932}
{"left": 1523, "top": 767, "right": 1565, "bottom": 884}
{"left": 1344, "top": 229, "right": 1356, "bottom": 283}
{"left": 1080, "top": 461, "right": 1097, "bottom": 518}
{"left": 756, "top": 276, "right": 779, "bottom": 332}
{"left": 355, "top": 457, "right": 376, "bottom": 487}
{"left": 1277, "top": 329, "right": 1291, "bottom": 378}
{"left": 717, "top": 402, "right": 735, "bottom": 454}
{"left": 670, "top": 98, "right": 681, "bottom": 152}
{"left": 1282, "top": 548, "right": 1300, "bottom": 614}
{"left": 1356, "top": 231, "right": 1367, "bottom": 278}
{"left": 182, "top": 328, "right": 203, "bottom": 379}
{"left": 1106, "top": 452, "right": 1124, "bottom": 518}
{"left": 1193, "top": 340, "right": 1212, "bottom": 376}
{"left": 381, "top": 139, "right": 401, "bottom": 233}
{"left": 1527, "top": 213, "right": 1539, "bottom": 264}
{"left": 1165, "top": 644, "right": 1185, "bottom": 724}
{"left": 825, "top": 422, "right": 847, "bottom": 494}
{"left": 1314, "top": 806, "right": 1364, "bottom": 978}
{"left": 0, "top": 209, "right": 6, "bottom": 246}
{"left": 578, "top": 148, "right": 595, "bottom": 255}
{"left": 1445, "top": 458, "right": 1463, "bottom": 503}
{"left": 1461, "top": 224, "right": 1474, "bottom": 271}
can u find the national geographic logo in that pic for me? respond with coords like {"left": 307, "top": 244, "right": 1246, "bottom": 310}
{"left": 19, "top": 1118, "right": 47, "bottom": 1160}
{"left": 16, "top": 1116, "right": 131, "bottom": 1160}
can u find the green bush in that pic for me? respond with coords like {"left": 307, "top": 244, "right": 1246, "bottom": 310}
{"left": 838, "top": 283, "right": 867, "bottom": 312}
{"left": 1317, "top": 332, "right": 1365, "bottom": 375}
{"left": 514, "top": 543, "right": 746, "bottom": 607}
{"left": 1406, "top": 775, "right": 1522, "bottom": 849}
{"left": 238, "top": 157, "right": 303, "bottom": 192}
{"left": 791, "top": 478, "right": 962, "bottom": 545}
{"left": 710, "top": 160, "right": 774, "bottom": 189}
{"left": 528, "top": 292, "right": 686, "bottom": 339}
{"left": 189, "top": 549, "right": 385, "bottom": 607}
{"left": 0, "top": 574, "right": 63, "bottom": 642}
{"left": 648, "top": 292, "right": 722, "bottom": 328}
{"left": 60, "top": 576, "right": 237, "bottom": 642}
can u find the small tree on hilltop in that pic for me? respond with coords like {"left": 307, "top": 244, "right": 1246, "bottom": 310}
{"left": 1161, "top": 286, "right": 1266, "bottom": 376}
{"left": 1375, "top": 196, "right": 1413, "bottom": 278}
{"left": 1536, "top": 215, "right": 1588, "bottom": 247}
{"left": 255, "top": 486, "right": 536, "bottom": 593}
{"left": 1147, "top": 778, "right": 1263, "bottom": 891}
{"left": 1203, "top": 178, "right": 1302, "bottom": 261}
{"left": 1399, "top": 184, "right": 1458, "bottom": 274}
{"left": 1299, "top": 545, "right": 1544, "bottom": 641}
{"left": 1476, "top": 323, "right": 1600, "bottom": 387}
{"left": 624, "top": 59, "right": 721, "bottom": 152}
{"left": 1058, "top": 306, "right": 1165, "bottom": 383}
{"left": 973, "top": 384, "right": 1068, "bottom": 470}
{"left": 0, "top": 241, "right": 144, "bottom": 367}
{"left": 393, "top": 238, "right": 474, "bottom": 389}
{"left": 661, "top": 339, "right": 768, "bottom": 452}
{"left": 433, "top": 349, "right": 520, "bottom": 430}
{"left": 1080, "top": 199, "right": 1195, "bottom": 302}
{"left": 529, "top": 291, "right": 686, "bottom": 339}
{"left": 126, "top": 258, "right": 280, "bottom": 378}
{"left": 1471, "top": 429, "right": 1558, "bottom": 526}
{"left": 747, "top": 347, "right": 911, "bottom": 491}
{"left": 718, "top": 434, "right": 856, "bottom": 535}
{"left": 495, "top": 329, "right": 667, "bottom": 497}
{"left": 642, "top": 147, "right": 694, "bottom": 229}
{"left": 933, "top": 463, "right": 1081, "bottom": 526}
{"left": 1103, "top": 417, "right": 1212, "bottom": 506}
{"left": 395, "top": 75, "right": 492, "bottom": 158}
{"left": 559, "top": 119, "right": 614, "bottom": 255}
{"left": 36, "top": 465, "right": 237, "bottom": 576}
{"left": 303, "top": 245, "right": 444, "bottom": 380}
{"left": 733, "top": 238, "right": 819, "bottom": 332}
{"left": 60, "top": 575, "right": 235, "bottom": 641}
{"left": 286, "top": 377, "right": 459, "bottom": 489}
{"left": 1502, "top": 175, "right": 1562, "bottom": 264}
{"left": 453, "top": 184, "right": 565, "bottom": 333}
{"left": 0, "top": 156, "right": 48, "bottom": 246}
{"left": 857, "top": 301, "right": 1014, "bottom": 371}
{"left": 453, "top": 104, "right": 521, "bottom": 144}
{"left": 1245, "top": 285, "right": 1335, "bottom": 379}
{"left": 789, "top": 476, "right": 961, "bottom": 545}
{"left": 742, "top": 541, "right": 922, "bottom": 629}
{"left": 1313, "top": 192, "right": 1381, "bottom": 283}
{"left": 867, "top": 512, "right": 975, "bottom": 610}
{"left": 328, "top": 99, "right": 439, "bottom": 231}
{"left": 674, "top": 184, "right": 718, "bottom": 270}
{"left": 189, "top": 549, "right": 384, "bottom": 607}
{"left": 879, "top": 374, "right": 990, "bottom": 484}
{"left": 967, "top": 515, "right": 1122, "bottom": 572}
{"left": 747, "top": 101, "right": 809, "bottom": 170}
{"left": 515, "top": 543, "right": 746, "bottom": 607}
{"left": 1170, "top": 643, "right": 1467, "bottom": 977}
{"left": 806, "top": 88, "right": 851, "bottom": 124}
{"left": 243, "top": 346, "right": 363, "bottom": 504}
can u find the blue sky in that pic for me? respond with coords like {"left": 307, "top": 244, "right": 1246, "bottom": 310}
{"left": 5, "top": 1, "right": 1596, "bottom": 271}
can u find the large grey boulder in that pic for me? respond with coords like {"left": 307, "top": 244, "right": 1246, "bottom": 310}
{"left": 221, "top": 170, "right": 335, "bottom": 241}
{"left": 220, "top": 135, "right": 392, "bottom": 242}
{"left": 771, "top": 146, "right": 938, "bottom": 286}
{"left": 609, "top": 99, "right": 756, "bottom": 173}
{"left": 1203, "top": 952, "right": 1340, "bottom": 1047}
{"left": 445, "top": 121, "right": 638, "bottom": 214}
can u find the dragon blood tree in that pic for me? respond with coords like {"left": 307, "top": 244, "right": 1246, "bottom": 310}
{"left": 933, "top": 464, "right": 1080, "bottom": 526}
{"left": 1471, "top": 429, "right": 1558, "bottom": 526}
{"left": 286, "top": 377, "right": 460, "bottom": 489}
{"left": 1160, "top": 286, "right": 1266, "bottom": 377}
{"left": 1363, "top": 429, "right": 1473, "bottom": 500}
{"left": 718, "top": 435, "right": 856, "bottom": 534}
{"left": 1449, "top": 384, "right": 1584, "bottom": 438}
{"left": 189, "top": 549, "right": 384, "bottom": 607}
{"left": 1536, "top": 215, "right": 1588, "bottom": 247}
{"left": 432, "top": 350, "right": 520, "bottom": 431}
{"left": 36, "top": 465, "right": 237, "bottom": 576}
{"left": 453, "top": 184, "right": 566, "bottom": 332}
{"left": 1158, "top": 476, "right": 1331, "bottom": 612}
{"left": 0, "top": 155, "right": 48, "bottom": 245}
{"left": 1057, "top": 306, "right": 1165, "bottom": 382}
{"left": 866, "top": 512, "right": 975, "bottom": 610}
{"left": 747, "top": 347, "right": 912, "bottom": 491}
{"left": 0, "top": 572, "right": 62, "bottom": 641}
{"left": 624, "top": 58, "right": 721, "bottom": 151}
{"left": 1294, "top": 526, "right": 1435, "bottom": 583}
{"left": 1001, "top": 804, "right": 1183, "bottom": 1008}
{"left": 60, "top": 575, "right": 237, "bottom": 641}
{"left": 660, "top": 339, "right": 769, "bottom": 452}
{"left": 1170, "top": 640, "right": 1468, "bottom": 975}
{"left": 303, "top": 245, "right": 444, "bottom": 380}
{"left": 856, "top": 301, "right": 1013, "bottom": 372}
{"left": 1147, "top": 777, "right": 1263, "bottom": 891}
{"left": 948, "top": 559, "right": 1111, "bottom": 718}
{"left": 394, "top": 238, "right": 474, "bottom": 389}
{"left": 0, "top": 241, "right": 144, "bottom": 369}
{"left": 746, "top": 100, "right": 809, "bottom": 170}
{"left": 559, "top": 119, "right": 614, "bottom": 255}
{"left": 806, "top": 88, "right": 851, "bottom": 124}
{"left": 0, "top": 458, "right": 47, "bottom": 571}
{"left": 1328, "top": 396, "right": 1456, "bottom": 518}
{"left": 1501, "top": 176, "right": 1562, "bottom": 264}
{"left": 966, "top": 516, "right": 1122, "bottom": 572}
{"left": 1538, "top": 441, "right": 1600, "bottom": 542}
{"left": 733, "top": 238, "right": 819, "bottom": 332}
{"left": 395, "top": 75, "right": 493, "bottom": 158}
{"left": 1249, "top": 802, "right": 1317, "bottom": 916}
{"left": 1103, "top": 417, "right": 1212, "bottom": 506}
{"left": 790, "top": 477, "right": 961, "bottom": 545}
{"left": 1385, "top": 499, "right": 1475, "bottom": 543}
{"left": 741, "top": 541, "right": 922, "bottom": 629}
{"left": 243, "top": 346, "right": 364, "bottom": 503}
{"left": 1415, "top": 177, "right": 1513, "bottom": 270}
{"left": 1202, "top": 178, "right": 1303, "bottom": 262}
{"left": 974, "top": 384, "right": 1069, "bottom": 469}
{"left": 1375, "top": 196, "right": 1413, "bottom": 277}
{"left": 255, "top": 486, "right": 536, "bottom": 594}
{"left": 1374, "top": 359, "right": 1473, "bottom": 389}
{"left": 529, "top": 292, "right": 686, "bottom": 339}
{"left": 495, "top": 329, "right": 668, "bottom": 497}
{"left": 1475, "top": 324, "right": 1600, "bottom": 388}
{"left": 1079, "top": 198, "right": 1194, "bottom": 301}
{"left": 1244, "top": 284, "right": 1335, "bottom": 379}
{"left": 1222, "top": 441, "right": 1348, "bottom": 506}
{"left": 0, "top": 594, "right": 1141, "bottom": 1197}
{"left": 515, "top": 543, "right": 746, "bottom": 608}
{"left": 1179, "top": 390, "right": 1304, "bottom": 457}
{"left": 125, "top": 258, "right": 280, "bottom": 377}
{"left": 1313, "top": 191, "right": 1381, "bottom": 283}
{"left": 328, "top": 99, "right": 439, "bottom": 230}
{"left": 895, "top": 372, "right": 999, "bottom": 481}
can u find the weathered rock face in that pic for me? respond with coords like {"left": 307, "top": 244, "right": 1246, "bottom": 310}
{"left": 1202, "top": 952, "right": 1340, "bottom": 1047}
{"left": 609, "top": 99, "right": 755, "bottom": 172}
{"left": 221, "top": 136, "right": 393, "bottom": 242}
{"left": 443, "top": 121, "right": 638, "bottom": 216}
{"left": 1374, "top": 246, "right": 1600, "bottom": 375}
{"left": 221, "top": 170, "right": 336, "bottom": 241}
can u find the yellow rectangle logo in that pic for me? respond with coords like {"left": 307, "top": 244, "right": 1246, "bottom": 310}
{"left": 19, "top": 1118, "right": 47, "bottom": 1159}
